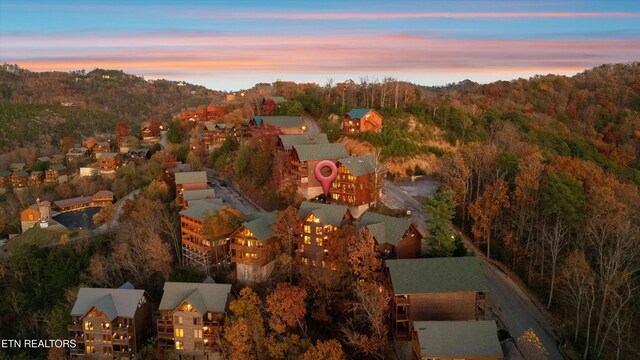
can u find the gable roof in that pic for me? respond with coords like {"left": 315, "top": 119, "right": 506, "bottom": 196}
{"left": 414, "top": 321, "right": 503, "bottom": 358}
{"left": 71, "top": 288, "right": 146, "bottom": 320}
{"left": 338, "top": 154, "right": 384, "bottom": 176}
{"left": 175, "top": 171, "right": 207, "bottom": 185}
{"left": 179, "top": 198, "right": 226, "bottom": 221}
{"left": 299, "top": 201, "right": 349, "bottom": 226}
{"left": 346, "top": 109, "right": 375, "bottom": 119}
{"left": 386, "top": 257, "right": 488, "bottom": 295}
{"left": 358, "top": 212, "right": 412, "bottom": 246}
{"left": 293, "top": 143, "right": 348, "bottom": 161}
{"left": 37, "top": 157, "right": 51, "bottom": 163}
{"left": 241, "top": 211, "right": 278, "bottom": 242}
{"left": 49, "top": 164, "right": 67, "bottom": 172}
{"left": 10, "top": 163, "right": 26, "bottom": 170}
{"left": 183, "top": 189, "right": 216, "bottom": 202}
{"left": 159, "top": 282, "right": 232, "bottom": 313}
{"left": 254, "top": 116, "right": 303, "bottom": 129}
{"left": 54, "top": 195, "right": 93, "bottom": 209}
{"left": 278, "top": 133, "right": 329, "bottom": 150}
{"left": 100, "top": 152, "right": 120, "bottom": 159}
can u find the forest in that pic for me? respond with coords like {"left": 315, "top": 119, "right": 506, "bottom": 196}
{"left": 0, "top": 62, "right": 639, "bottom": 359}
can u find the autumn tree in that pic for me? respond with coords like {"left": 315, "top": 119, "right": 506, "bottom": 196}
{"left": 302, "top": 339, "right": 346, "bottom": 360}
{"left": 262, "top": 99, "right": 276, "bottom": 115}
{"left": 92, "top": 201, "right": 115, "bottom": 230}
{"left": 517, "top": 329, "right": 549, "bottom": 360}
{"left": 424, "top": 190, "right": 457, "bottom": 257}
{"left": 271, "top": 206, "right": 301, "bottom": 281}
{"left": 224, "top": 288, "right": 267, "bottom": 359}
{"left": 267, "top": 283, "right": 308, "bottom": 336}
{"left": 468, "top": 178, "right": 510, "bottom": 258}
{"left": 440, "top": 151, "right": 471, "bottom": 228}
{"left": 201, "top": 208, "right": 242, "bottom": 265}
{"left": 115, "top": 120, "right": 130, "bottom": 140}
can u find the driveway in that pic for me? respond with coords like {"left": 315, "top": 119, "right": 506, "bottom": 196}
{"left": 303, "top": 115, "right": 321, "bottom": 134}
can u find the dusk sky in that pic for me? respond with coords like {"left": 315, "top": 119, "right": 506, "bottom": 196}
{"left": 1, "top": 0, "right": 640, "bottom": 91}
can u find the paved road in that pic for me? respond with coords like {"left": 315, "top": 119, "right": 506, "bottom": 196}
{"left": 303, "top": 115, "right": 321, "bottom": 134}
{"left": 382, "top": 180, "right": 564, "bottom": 359}
{"left": 204, "top": 168, "right": 261, "bottom": 215}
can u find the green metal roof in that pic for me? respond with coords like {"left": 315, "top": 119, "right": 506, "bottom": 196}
{"left": 175, "top": 171, "right": 207, "bottom": 184}
{"left": 346, "top": 109, "right": 373, "bottom": 119}
{"left": 71, "top": 287, "right": 146, "bottom": 320}
{"left": 338, "top": 154, "right": 384, "bottom": 176}
{"left": 414, "top": 321, "right": 503, "bottom": 358}
{"left": 242, "top": 211, "right": 278, "bottom": 242}
{"left": 159, "top": 282, "right": 232, "bottom": 313}
{"left": 179, "top": 198, "right": 225, "bottom": 221}
{"left": 254, "top": 116, "right": 303, "bottom": 128}
{"left": 14, "top": 171, "right": 29, "bottom": 177}
{"left": 386, "top": 257, "right": 488, "bottom": 295}
{"left": 299, "top": 201, "right": 349, "bottom": 226}
{"left": 100, "top": 152, "right": 120, "bottom": 158}
{"left": 278, "top": 133, "right": 329, "bottom": 150}
{"left": 358, "top": 212, "right": 411, "bottom": 246}
{"left": 293, "top": 143, "right": 348, "bottom": 161}
{"left": 49, "top": 164, "right": 67, "bottom": 171}
{"left": 10, "top": 163, "right": 25, "bottom": 169}
{"left": 37, "top": 157, "right": 51, "bottom": 163}
{"left": 0, "top": 171, "right": 11, "bottom": 177}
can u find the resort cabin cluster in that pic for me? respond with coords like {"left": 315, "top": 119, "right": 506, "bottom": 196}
{"left": 0, "top": 158, "right": 67, "bottom": 188}
{"left": 175, "top": 104, "right": 228, "bottom": 123}
{"left": 19, "top": 190, "right": 114, "bottom": 232}
{"left": 68, "top": 279, "right": 232, "bottom": 359}
{"left": 200, "top": 121, "right": 250, "bottom": 154}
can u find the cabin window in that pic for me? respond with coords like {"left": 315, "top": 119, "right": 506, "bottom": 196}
{"left": 84, "top": 321, "right": 93, "bottom": 331}
{"left": 175, "top": 328, "right": 184, "bottom": 337}
{"left": 193, "top": 318, "right": 200, "bottom": 325}
{"left": 304, "top": 236, "right": 311, "bottom": 245}
{"left": 315, "top": 227, "right": 323, "bottom": 235}
{"left": 176, "top": 316, "right": 183, "bottom": 325}
{"left": 194, "top": 329, "right": 203, "bottom": 338}
{"left": 304, "top": 225, "right": 311, "bottom": 233}
{"left": 316, "top": 238, "right": 323, "bottom": 246}
{"left": 175, "top": 341, "right": 183, "bottom": 350}
{"left": 28, "top": 214, "right": 34, "bottom": 221}
{"left": 86, "top": 346, "right": 95, "bottom": 354}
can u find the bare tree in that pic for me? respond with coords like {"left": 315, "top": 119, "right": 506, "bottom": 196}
{"left": 543, "top": 217, "right": 568, "bottom": 308}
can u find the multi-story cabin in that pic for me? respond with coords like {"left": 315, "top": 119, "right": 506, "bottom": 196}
{"left": 276, "top": 133, "right": 329, "bottom": 154}
{"left": 180, "top": 199, "right": 241, "bottom": 268}
{"left": 68, "top": 284, "right": 152, "bottom": 359}
{"left": 289, "top": 143, "right": 349, "bottom": 199}
{"left": 20, "top": 200, "right": 51, "bottom": 232}
{"left": 67, "top": 147, "right": 90, "bottom": 161}
{"left": 412, "top": 321, "right": 503, "bottom": 360}
{"left": 342, "top": 108, "right": 383, "bottom": 134}
{"left": 141, "top": 121, "right": 162, "bottom": 141}
{"left": 229, "top": 211, "right": 279, "bottom": 282}
{"left": 386, "top": 257, "right": 489, "bottom": 340}
{"left": 51, "top": 154, "right": 66, "bottom": 164}
{"left": 10, "top": 162, "right": 27, "bottom": 172}
{"left": 118, "top": 136, "right": 133, "bottom": 154}
{"left": 98, "top": 153, "right": 123, "bottom": 175}
{"left": 183, "top": 189, "right": 216, "bottom": 208}
{"left": 157, "top": 279, "right": 232, "bottom": 358}
{"left": 331, "top": 154, "right": 385, "bottom": 208}
{"left": 358, "top": 212, "right": 421, "bottom": 259}
{"left": 45, "top": 164, "right": 68, "bottom": 184}
{"left": 297, "top": 201, "right": 353, "bottom": 266}
{"left": 250, "top": 116, "right": 305, "bottom": 135}
{"left": 200, "top": 122, "right": 249, "bottom": 154}
{"left": 177, "top": 104, "right": 228, "bottom": 123}
{"left": 94, "top": 141, "right": 111, "bottom": 155}
{"left": 0, "top": 171, "right": 11, "bottom": 187}
{"left": 175, "top": 171, "right": 208, "bottom": 207}
{"left": 10, "top": 171, "right": 29, "bottom": 188}
{"left": 29, "top": 171, "right": 44, "bottom": 187}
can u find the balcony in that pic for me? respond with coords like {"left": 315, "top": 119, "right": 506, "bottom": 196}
{"left": 68, "top": 323, "right": 82, "bottom": 332}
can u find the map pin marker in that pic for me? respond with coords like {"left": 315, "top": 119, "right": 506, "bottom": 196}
{"left": 314, "top": 160, "right": 338, "bottom": 197}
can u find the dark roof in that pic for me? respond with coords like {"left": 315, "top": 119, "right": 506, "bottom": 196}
{"left": 183, "top": 189, "right": 216, "bottom": 202}
{"left": 179, "top": 199, "right": 226, "bottom": 221}
{"left": 338, "top": 154, "right": 384, "bottom": 176}
{"left": 254, "top": 116, "right": 303, "bottom": 129}
{"left": 54, "top": 196, "right": 93, "bottom": 209}
{"left": 358, "top": 212, "right": 412, "bottom": 246}
{"left": 93, "top": 190, "right": 114, "bottom": 199}
{"left": 37, "top": 157, "right": 51, "bottom": 163}
{"left": 241, "top": 211, "right": 278, "bottom": 242}
{"left": 10, "top": 163, "right": 26, "bottom": 170}
{"left": 414, "top": 321, "right": 503, "bottom": 358}
{"left": 100, "top": 152, "right": 120, "bottom": 158}
{"left": 0, "top": 171, "right": 11, "bottom": 177}
{"left": 175, "top": 171, "right": 207, "bottom": 184}
{"left": 299, "top": 201, "right": 349, "bottom": 226}
{"left": 386, "top": 257, "right": 489, "bottom": 295}
{"left": 278, "top": 133, "right": 329, "bottom": 150}
{"left": 71, "top": 288, "right": 146, "bottom": 320}
{"left": 293, "top": 143, "right": 348, "bottom": 161}
{"left": 159, "top": 282, "right": 232, "bottom": 313}
{"left": 346, "top": 108, "right": 374, "bottom": 119}
{"left": 49, "top": 164, "right": 67, "bottom": 172}
{"left": 14, "top": 171, "right": 29, "bottom": 177}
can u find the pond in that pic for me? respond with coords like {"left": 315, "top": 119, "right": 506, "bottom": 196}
{"left": 52, "top": 206, "right": 102, "bottom": 230}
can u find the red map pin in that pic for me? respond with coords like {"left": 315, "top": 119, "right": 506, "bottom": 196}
{"left": 314, "top": 160, "right": 338, "bottom": 197}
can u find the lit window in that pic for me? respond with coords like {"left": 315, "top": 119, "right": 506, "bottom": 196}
{"left": 194, "top": 329, "right": 202, "bottom": 338}
{"left": 84, "top": 321, "right": 93, "bottom": 331}
{"left": 175, "top": 341, "right": 183, "bottom": 350}
{"left": 316, "top": 238, "right": 323, "bottom": 246}
{"left": 176, "top": 316, "right": 183, "bottom": 325}
{"left": 175, "top": 328, "right": 184, "bottom": 337}
{"left": 86, "top": 346, "right": 95, "bottom": 354}
{"left": 304, "top": 236, "right": 311, "bottom": 244}
{"left": 304, "top": 225, "right": 311, "bottom": 233}
{"left": 315, "top": 227, "right": 322, "bottom": 235}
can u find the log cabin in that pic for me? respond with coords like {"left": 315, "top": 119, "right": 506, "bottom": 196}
{"left": 68, "top": 283, "right": 152, "bottom": 359}
{"left": 157, "top": 279, "right": 231, "bottom": 358}
{"left": 412, "top": 321, "right": 503, "bottom": 360}
{"left": 180, "top": 199, "right": 241, "bottom": 269}
{"left": 229, "top": 211, "right": 279, "bottom": 282}
{"left": 289, "top": 143, "right": 349, "bottom": 199}
{"left": 28, "top": 170, "right": 44, "bottom": 187}
{"left": 331, "top": 154, "right": 385, "bottom": 208}
{"left": 276, "top": 133, "right": 329, "bottom": 154}
{"left": 98, "top": 153, "right": 123, "bottom": 175}
{"left": 342, "top": 109, "right": 383, "bottom": 134}
{"left": 297, "top": 201, "right": 353, "bottom": 266}
{"left": 45, "top": 164, "right": 68, "bottom": 184}
{"left": 10, "top": 162, "right": 26, "bottom": 172}
{"left": 357, "top": 211, "right": 421, "bottom": 259}
{"left": 386, "top": 257, "right": 489, "bottom": 340}
{"left": 175, "top": 171, "right": 208, "bottom": 207}
{"left": 10, "top": 171, "right": 29, "bottom": 188}
{"left": 250, "top": 116, "right": 305, "bottom": 135}
{"left": 67, "top": 147, "right": 90, "bottom": 161}
{"left": 94, "top": 141, "right": 111, "bottom": 155}
{"left": 0, "top": 171, "right": 11, "bottom": 187}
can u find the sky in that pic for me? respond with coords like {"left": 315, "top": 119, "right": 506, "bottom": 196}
{"left": 1, "top": 0, "right": 639, "bottom": 91}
